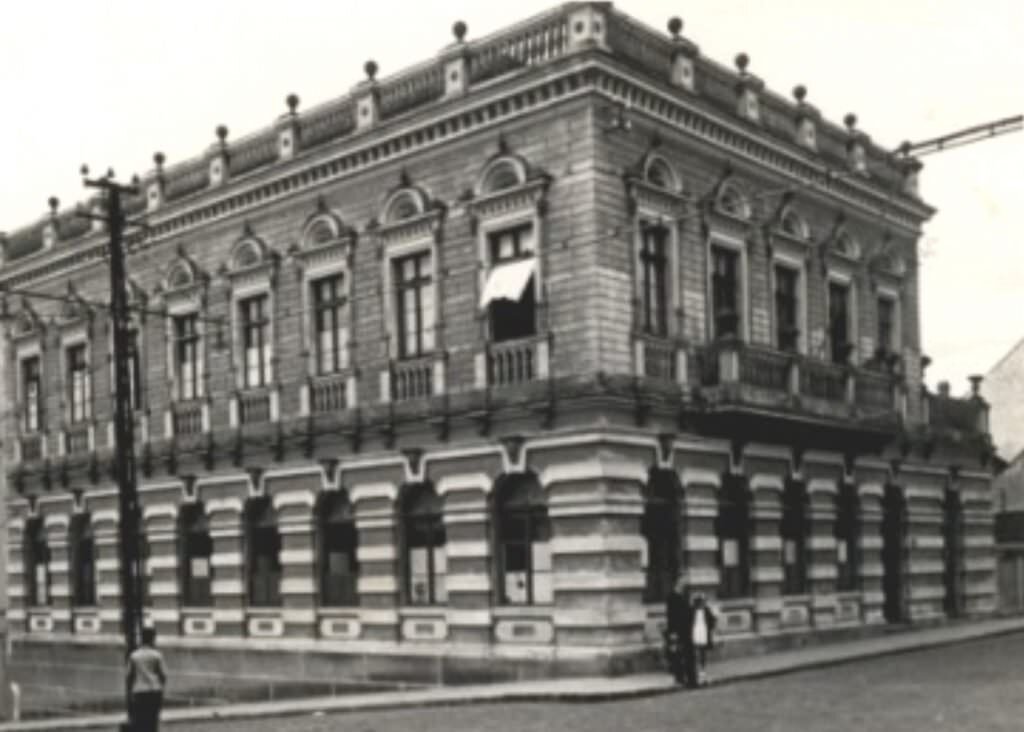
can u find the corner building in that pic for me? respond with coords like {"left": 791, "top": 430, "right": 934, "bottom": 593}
{"left": 0, "top": 3, "right": 998, "bottom": 697}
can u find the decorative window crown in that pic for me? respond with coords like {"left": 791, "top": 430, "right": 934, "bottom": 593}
{"left": 778, "top": 208, "right": 810, "bottom": 241}
{"left": 716, "top": 183, "right": 750, "bottom": 220}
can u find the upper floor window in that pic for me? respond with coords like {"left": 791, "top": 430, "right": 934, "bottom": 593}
{"left": 69, "top": 514, "right": 96, "bottom": 607}
{"left": 312, "top": 275, "right": 349, "bottom": 375}
{"left": 24, "top": 517, "right": 51, "bottom": 607}
{"left": 717, "top": 475, "right": 750, "bottom": 600}
{"left": 774, "top": 265, "right": 800, "bottom": 352}
{"left": 245, "top": 497, "right": 281, "bottom": 607}
{"left": 482, "top": 224, "right": 537, "bottom": 343}
{"left": 66, "top": 344, "right": 90, "bottom": 424}
{"left": 317, "top": 492, "right": 359, "bottom": 607}
{"left": 21, "top": 356, "right": 42, "bottom": 433}
{"left": 125, "top": 328, "right": 143, "bottom": 411}
{"left": 828, "top": 281, "right": 852, "bottom": 364}
{"left": 402, "top": 483, "right": 446, "bottom": 606}
{"left": 179, "top": 503, "right": 212, "bottom": 607}
{"left": 641, "top": 471, "right": 679, "bottom": 604}
{"left": 394, "top": 252, "right": 435, "bottom": 359}
{"left": 781, "top": 481, "right": 808, "bottom": 596}
{"left": 640, "top": 225, "right": 669, "bottom": 337}
{"left": 877, "top": 296, "right": 896, "bottom": 355}
{"left": 495, "top": 474, "right": 552, "bottom": 606}
{"left": 240, "top": 295, "right": 270, "bottom": 389}
{"left": 711, "top": 245, "right": 741, "bottom": 339}
{"left": 173, "top": 314, "right": 201, "bottom": 401}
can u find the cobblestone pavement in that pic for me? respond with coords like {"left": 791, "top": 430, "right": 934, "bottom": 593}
{"left": 179, "top": 632, "right": 1024, "bottom": 732}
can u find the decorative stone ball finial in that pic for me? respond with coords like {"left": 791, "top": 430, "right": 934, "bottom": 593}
{"left": 667, "top": 17, "right": 683, "bottom": 38}
{"left": 364, "top": 60, "right": 378, "bottom": 82}
{"left": 48, "top": 196, "right": 59, "bottom": 215}
{"left": 216, "top": 124, "right": 229, "bottom": 144}
{"left": 286, "top": 93, "right": 300, "bottom": 114}
{"left": 793, "top": 85, "right": 807, "bottom": 103}
{"left": 131, "top": 174, "right": 141, "bottom": 186}
{"left": 898, "top": 140, "right": 912, "bottom": 157}
{"left": 453, "top": 20, "right": 467, "bottom": 43}
{"left": 734, "top": 52, "right": 749, "bottom": 74}
{"left": 154, "top": 151, "right": 166, "bottom": 169}
{"left": 80, "top": 164, "right": 90, "bottom": 178}
{"left": 844, "top": 113, "right": 858, "bottom": 132}
{"left": 106, "top": 168, "right": 116, "bottom": 179}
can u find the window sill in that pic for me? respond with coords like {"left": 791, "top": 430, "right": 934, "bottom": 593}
{"left": 180, "top": 606, "right": 215, "bottom": 613}
{"left": 318, "top": 606, "right": 361, "bottom": 616}
{"left": 246, "top": 605, "right": 283, "bottom": 614}
{"left": 716, "top": 597, "right": 755, "bottom": 611}
{"left": 782, "top": 594, "right": 812, "bottom": 604}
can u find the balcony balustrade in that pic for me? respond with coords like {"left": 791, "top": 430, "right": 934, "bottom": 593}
{"left": 173, "top": 401, "right": 205, "bottom": 437}
{"left": 239, "top": 390, "right": 272, "bottom": 425}
{"left": 697, "top": 340, "right": 898, "bottom": 418}
{"left": 488, "top": 336, "right": 544, "bottom": 387}
{"left": 65, "top": 423, "right": 91, "bottom": 455}
{"left": 20, "top": 434, "right": 44, "bottom": 462}
{"left": 310, "top": 373, "right": 349, "bottom": 414}
{"left": 392, "top": 356, "right": 434, "bottom": 402}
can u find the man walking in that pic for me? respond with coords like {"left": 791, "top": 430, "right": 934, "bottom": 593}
{"left": 126, "top": 626, "right": 167, "bottom": 731}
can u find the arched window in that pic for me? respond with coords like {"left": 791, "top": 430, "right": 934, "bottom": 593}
{"left": 781, "top": 480, "right": 809, "bottom": 595}
{"left": 69, "top": 514, "right": 96, "bottom": 607}
{"left": 245, "top": 497, "right": 282, "bottom": 607}
{"left": 317, "top": 492, "right": 359, "bottom": 607}
{"left": 402, "top": 484, "right": 447, "bottom": 606}
{"left": 716, "top": 475, "right": 750, "bottom": 599}
{"left": 494, "top": 474, "right": 552, "bottom": 605}
{"left": 24, "top": 518, "right": 51, "bottom": 607}
{"left": 642, "top": 471, "right": 680, "bottom": 603}
{"left": 179, "top": 503, "right": 213, "bottom": 607}
{"left": 304, "top": 218, "right": 337, "bottom": 247}
{"left": 231, "top": 239, "right": 264, "bottom": 270}
{"left": 835, "top": 482, "right": 860, "bottom": 591}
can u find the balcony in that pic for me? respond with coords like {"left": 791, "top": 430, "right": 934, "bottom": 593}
{"left": 309, "top": 373, "right": 349, "bottom": 414}
{"left": 64, "top": 422, "right": 91, "bottom": 455}
{"left": 696, "top": 340, "right": 900, "bottom": 434}
{"left": 172, "top": 401, "right": 205, "bottom": 437}
{"left": 392, "top": 356, "right": 434, "bottom": 402}
{"left": 238, "top": 390, "right": 273, "bottom": 425}
{"left": 487, "top": 335, "right": 550, "bottom": 388}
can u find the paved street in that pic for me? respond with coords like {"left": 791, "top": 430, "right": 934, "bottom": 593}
{"left": 178, "top": 632, "right": 1024, "bottom": 732}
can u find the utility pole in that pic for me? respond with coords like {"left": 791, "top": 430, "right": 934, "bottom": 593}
{"left": 79, "top": 169, "right": 144, "bottom": 663}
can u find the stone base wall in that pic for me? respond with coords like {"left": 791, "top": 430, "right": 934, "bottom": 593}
{"left": 6, "top": 428, "right": 997, "bottom": 703}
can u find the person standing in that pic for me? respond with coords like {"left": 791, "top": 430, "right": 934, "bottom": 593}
{"left": 690, "top": 592, "right": 718, "bottom": 686}
{"left": 664, "top": 574, "right": 694, "bottom": 686}
{"left": 126, "top": 627, "right": 168, "bottom": 731}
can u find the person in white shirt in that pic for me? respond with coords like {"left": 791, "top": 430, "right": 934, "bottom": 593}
{"left": 690, "top": 592, "right": 718, "bottom": 686}
{"left": 126, "top": 626, "right": 168, "bottom": 731}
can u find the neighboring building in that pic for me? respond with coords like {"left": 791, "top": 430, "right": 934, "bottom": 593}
{"left": 0, "top": 3, "right": 997, "bottom": 702}
{"left": 982, "top": 337, "right": 1024, "bottom": 461}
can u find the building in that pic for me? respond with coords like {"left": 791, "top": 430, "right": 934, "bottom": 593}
{"left": 0, "top": 3, "right": 998, "bottom": 704}
{"left": 982, "top": 337, "right": 1024, "bottom": 462}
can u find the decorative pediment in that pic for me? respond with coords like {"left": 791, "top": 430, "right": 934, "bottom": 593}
{"left": 163, "top": 247, "right": 207, "bottom": 294}
{"left": 466, "top": 143, "right": 551, "bottom": 226}
{"left": 56, "top": 282, "right": 94, "bottom": 328}
{"left": 832, "top": 230, "right": 862, "bottom": 261}
{"left": 625, "top": 149, "right": 686, "bottom": 218}
{"left": 777, "top": 207, "right": 811, "bottom": 242}
{"left": 376, "top": 176, "right": 445, "bottom": 244}
{"left": 291, "top": 203, "right": 356, "bottom": 274}
{"left": 476, "top": 153, "right": 529, "bottom": 196}
{"left": 11, "top": 298, "right": 44, "bottom": 340}
{"left": 223, "top": 228, "right": 279, "bottom": 295}
{"left": 716, "top": 182, "right": 751, "bottom": 220}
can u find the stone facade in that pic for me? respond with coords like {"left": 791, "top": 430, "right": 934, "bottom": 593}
{"left": 0, "top": 2, "right": 997, "bottom": 703}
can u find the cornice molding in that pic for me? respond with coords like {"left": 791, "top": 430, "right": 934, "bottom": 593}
{"left": 1, "top": 55, "right": 930, "bottom": 289}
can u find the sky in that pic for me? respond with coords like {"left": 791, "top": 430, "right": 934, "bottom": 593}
{"left": 0, "top": 0, "right": 1020, "bottom": 393}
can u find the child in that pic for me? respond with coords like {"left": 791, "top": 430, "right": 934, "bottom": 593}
{"left": 690, "top": 592, "right": 717, "bottom": 686}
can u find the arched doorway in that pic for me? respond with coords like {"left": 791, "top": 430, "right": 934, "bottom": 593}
{"left": 943, "top": 486, "right": 963, "bottom": 618}
{"left": 881, "top": 484, "right": 906, "bottom": 623}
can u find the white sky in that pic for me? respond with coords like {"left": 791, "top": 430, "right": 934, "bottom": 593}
{"left": 1, "top": 1, "right": 1020, "bottom": 392}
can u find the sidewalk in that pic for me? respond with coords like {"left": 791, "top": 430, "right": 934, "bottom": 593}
{"left": 5, "top": 615, "right": 1023, "bottom": 731}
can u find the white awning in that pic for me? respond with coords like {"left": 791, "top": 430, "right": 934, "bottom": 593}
{"left": 479, "top": 258, "right": 536, "bottom": 308}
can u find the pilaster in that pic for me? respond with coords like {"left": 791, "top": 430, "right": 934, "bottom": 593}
{"left": 207, "top": 499, "right": 245, "bottom": 637}
{"left": 438, "top": 474, "right": 493, "bottom": 646}
{"left": 352, "top": 481, "right": 400, "bottom": 642}
{"left": 274, "top": 488, "right": 317, "bottom": 639}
